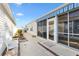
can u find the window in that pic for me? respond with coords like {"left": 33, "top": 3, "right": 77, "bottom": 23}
{"left": 69, "top": 21, "right": 73, "bottom": 33}
{"left": 58, "top": 9, "right": 79, "bottom": 49}
{"left": 30, "top": 27, "right": 33, "bottom": 31}
{"left": 42, "top": 20, "right": 47, "bottom": 38}
{"left": 58, "top": 13, "right": 68, "bottom": 45}
{"left": 73, "top": 20, "right": 79, "bottom": 33}
{"left": 64, "top": 22, "right": 68, "bottom": 33}
{"left": 37, "top": 20, "right": 47, "bottom": 39}
{"left": 49, "top": 20, "right": 54, "bottom": 40}
{"left": 69, "top": 9, "right": 79, "bottom": 49}
{"left": 37, "top": 21, "right": 42, "bottom": 37}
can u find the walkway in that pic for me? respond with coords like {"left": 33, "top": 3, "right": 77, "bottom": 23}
{"left": 19, "top": 33, "right": 54, "bottom": 56}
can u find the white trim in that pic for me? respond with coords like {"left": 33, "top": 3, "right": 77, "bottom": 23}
{"left": 68, "top": 12, "right": 70, "bottom": 47}
{"left": 36, "top": 4, "right": 69, "bottom": 22}
{"left": 54, "top": 16, "right": 58, "bottom": 43}
{"left": 47, "top": 19, "right": 49, "bottom": 40}
{"left": 72, "top": 21, "right": 74, "bottom": 35}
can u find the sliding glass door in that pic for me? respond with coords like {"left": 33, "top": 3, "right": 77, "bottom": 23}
{"left": 49, "top": 20, "right": 54, "bottom": 40}
{"left": 58, "top": 9, "right": 79, "bottom": 49}
{"left": 58, "top": 13, "right": 68, "bottom": 45}
{"left": 69, "top": 9, "right": 79, "bottom": 49}
{"left": 37, "top": 21, "right": 42, "bottom": 37}
{"left": 37, "top": 19, "right": 47, "bottom": 39}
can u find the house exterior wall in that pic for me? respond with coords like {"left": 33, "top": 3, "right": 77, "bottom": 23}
{"left": 4, "top": 14, "right": 16, "bottom": 36}
{"left": 0, "top": 5, "right": 7, "bottom": 55}
{"left": 26, "top": 21, "right": 37, "bottom": 36}
{"left": 0, "top": 3, "right": 16, "bottom": 55}
{"left": 36, "top": 3, "right": 79, "bottom": 50}
{"left": 25, "top": 3, "right": 79, "bottom": 50}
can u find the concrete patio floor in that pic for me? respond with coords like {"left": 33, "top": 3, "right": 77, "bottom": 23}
{"left": 19, "top": 33, "right": 54, "bottom": 56}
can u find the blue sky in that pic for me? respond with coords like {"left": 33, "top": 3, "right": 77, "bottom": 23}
{"left": 9, "top": 3, "right": 63, "bottom": 28}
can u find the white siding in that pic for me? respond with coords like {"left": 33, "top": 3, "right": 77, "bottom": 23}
{"left": 0, "top": 4, "right": 16, "bottom": 55}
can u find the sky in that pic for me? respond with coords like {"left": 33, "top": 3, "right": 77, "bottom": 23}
{"left": 9, "top": 3, "right": 63, "bottom": 28}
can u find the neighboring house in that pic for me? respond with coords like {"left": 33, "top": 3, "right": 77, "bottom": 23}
{"left": 26, "top": 21, "right": 37, "bottom": 36}
{"left": 0, "top": 3, "right": 16, "bottom": 55}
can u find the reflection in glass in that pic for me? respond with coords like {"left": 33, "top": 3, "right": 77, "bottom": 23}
{"left": 58, "top": 34, "right": 68, "bottom": 45}
{"left": 69, "top": 10, "right": 79, "bottom": 49}
{"left": 37, "top": 21, "right": 42, "bottom": 37}
{"left": 49, "top": 21, "right": 54, "bottom": 40}
{"left": 69, "top": 34, "right": 79, "bottom": 49}
{"left": 37, "top": 20, "right": 47, "bottom": 39}
{"left": 42, "top": 20, "right": 47, "bottom": 38}
{"left": 58, "top": 13, "right": 68, "bottom": 45}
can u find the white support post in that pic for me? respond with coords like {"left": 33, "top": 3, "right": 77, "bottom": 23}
{"left": 54, "top": 16, "right": 58, "bottom": 43}
{"left": 68, "top": 12, "right": 70, "bottom": 47}
{"left": 47, "top": 19, "right": 49, "bottom": 40}
{"left": 36, "top": 22, "right": 37, "bottom": 36}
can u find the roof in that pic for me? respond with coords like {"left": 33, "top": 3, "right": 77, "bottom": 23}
{"left": 0, "top": 3, "right": 16, "bottom": 25}
{"left": 36, "top": 3, "right": 69, "bottom": 22}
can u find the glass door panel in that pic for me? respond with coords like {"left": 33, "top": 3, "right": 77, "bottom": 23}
{"left": 58, "top": 13, "right": 68, "bottom": 45}
{"left": 49, "top": 21, "right": 54, "bottom": 40}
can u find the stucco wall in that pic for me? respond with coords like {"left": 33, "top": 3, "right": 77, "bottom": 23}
{"left": 27, "top": 21, "right": 37, "bottom": 36}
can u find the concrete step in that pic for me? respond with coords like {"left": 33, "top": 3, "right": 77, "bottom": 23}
{"left": 38, "top": 40, "right": 79, "bottom": 56}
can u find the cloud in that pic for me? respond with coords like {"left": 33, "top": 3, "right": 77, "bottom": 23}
{"left": 15, "top": 3, "right": 23, "bottom": 6}
{"left": 16, "top": 13, "right": 24, "bottom": 16}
